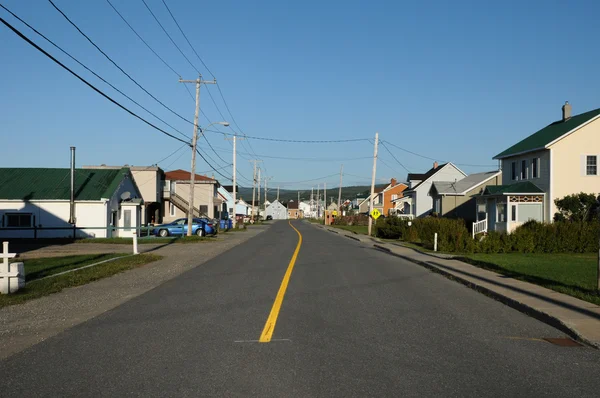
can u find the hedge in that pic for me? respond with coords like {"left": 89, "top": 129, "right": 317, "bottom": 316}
{"left": 332, "top": 214, "right": 370, "bottom": 226}
{"left": 374, "top": 217, "right": 599, "bottom": 254}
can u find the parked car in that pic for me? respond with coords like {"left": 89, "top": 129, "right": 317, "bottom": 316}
{"left": 266, "top": 215, "right": 273, "bottom": 220}
{"left": 152, "top": 218, "right": 216, "bottom": 237}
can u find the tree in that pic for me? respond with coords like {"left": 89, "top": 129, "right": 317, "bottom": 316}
{"left": 554, "top": 192, "right": 599, "bottom": 222}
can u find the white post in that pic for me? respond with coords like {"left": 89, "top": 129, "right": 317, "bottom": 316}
{"left": 434, "top": 233, "right": 438, "bottom": 252}
{"left": 133, "top": 232, "right": 139, "bottom": 255}
{"left": 1, "top": 241, "right": 24, "bottom": 294}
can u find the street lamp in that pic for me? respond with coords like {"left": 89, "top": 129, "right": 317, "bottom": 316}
{"left": 187, "top": 121, "right": 230, "bottom": 236}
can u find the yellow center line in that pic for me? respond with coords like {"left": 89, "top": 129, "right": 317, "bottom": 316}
{"left": 259, "top": 221, "right": 303, "bottom": 343}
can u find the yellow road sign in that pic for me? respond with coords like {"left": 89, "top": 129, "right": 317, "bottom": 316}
{"left": 332, "top": 211, "right": 338, "bottom": 216}
{"left": 370, "top": 209, "right": 381, "bottom": 219}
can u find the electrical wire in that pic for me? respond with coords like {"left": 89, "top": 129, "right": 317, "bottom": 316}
{"left": 204, "top": 129, "right": 370, "bottom": 144}
{"left": 0, "top": 16, "right": 190, "bottom": 146}
{"left": 0, "top": 4, "right": 191, "bottom": 142}
{"left": 195, "top": 148, "right": 233, "bottom": 181}
{"left": 105, "top": 0, "right": 180, "bottom": 77}
{"left": 139, "top": 0, "right": 199, "bottom": 75}
{"left": 48, "top": 0, "right": 195, "bottom": 127}
{"left": 382, "top": 140, "right": 497, "bottom": 168}
{"left": 380, "top": 141, "right": 410, "bottom": 173}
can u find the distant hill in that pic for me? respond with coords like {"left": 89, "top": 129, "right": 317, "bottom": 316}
{"left": 235, "top": 184, "right": 387, "bottom": 204}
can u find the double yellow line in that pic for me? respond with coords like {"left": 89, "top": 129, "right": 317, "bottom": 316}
{"left": 259, "top": 221, "right": 303, "bottom": 343}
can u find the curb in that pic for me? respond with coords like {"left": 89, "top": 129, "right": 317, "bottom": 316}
{"left": 373, "top": 244, "right": 391, "bottom": 253}
{"left": 344, "top": 235, "right": 361, "bottom": 242}
{"left": 377, "top": 249, "right": 599, "bottom": 349}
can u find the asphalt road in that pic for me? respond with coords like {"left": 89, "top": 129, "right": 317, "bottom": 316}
{"left": 1, "top": 220, "right": 600, "bottom": 397}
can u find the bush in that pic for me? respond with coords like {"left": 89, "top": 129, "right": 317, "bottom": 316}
{"left": 376, "top": 216, "right": 600, "bottom": 254}
{"left": 333, "top": 214, "right": 369, "bottom": 226}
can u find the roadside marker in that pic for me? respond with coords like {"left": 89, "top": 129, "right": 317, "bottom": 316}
{"left": 259, "top": 221, "right": 303, "bottom": 343}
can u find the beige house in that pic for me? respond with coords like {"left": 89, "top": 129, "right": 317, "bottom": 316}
{"left": 429, "top": 171, "right": 501, "bottom": 224}
{"left": 162, "top": 169, "right": 222, "bottom": 222}
{"left": 476, "top": 102, "right": 600, "bottom": 234}
{"left": 84, "top": 165, "right": 164, "bottom": 225}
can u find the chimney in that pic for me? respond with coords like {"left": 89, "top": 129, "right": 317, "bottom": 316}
{"left": 433, "top": 161, "right": 438, "bottom": 169}
{"left": 562, "top": 101, "right": 572, "bottom": 121}
{"left": 391, "top": 178, "right": 397, "bottom": 187}
{"left": 69, "top": 146, "right": 76, "bottom": 224}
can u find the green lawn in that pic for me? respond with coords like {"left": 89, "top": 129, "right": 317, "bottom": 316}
{"left": 457, "top": 253, "right": 600, "bottom": 306}
{"left": 77, "top": 236, "right": 210, "bottom": 244}
{"left": 331, "top": 225, "right": 369, "bottom": 235}
{"left": 1, "top": 253, "right": 161, "bottom": 308}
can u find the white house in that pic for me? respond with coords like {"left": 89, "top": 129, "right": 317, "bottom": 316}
{"left": 84, "top": 165, "right": 164, "bottom": 225}
{"left": 0, "top": 167, "right": 142, "bottom": 238}
{"left": 217, "top": 186, "right": 234, "bottom": 220}
{"left": 299, "top": 201, "right": 311, "bottom": 217}
{"left": 395, "top": 162, "right": 467, "bottom": 218}
{"left": 266, "top": 200, "right": 288, "bottom": 220}
{"left": 236, "top": 198, "right": 251, "bottom": 218}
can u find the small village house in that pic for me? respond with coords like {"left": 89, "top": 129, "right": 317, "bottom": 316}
{"left": 0, "top": 167, "right": 141, "bottom": 238}
{"left": 287, "top": 200, "right": 302, "bottom": 219}
{"left": 162, "top": 169, "right": 222, "bottom": 222}
{"left": 395, "top": 162, "right": 467, "bottom": 218}
{"left": 265, "top": 199, "right": 288, "bottom": 220}
{"left": 429, "top": 170, "right": 501, "bottom": 224}
{"left": 382, "top": 178, "right": 408, "bottom": 216}
{"left": 477, "top": 102, "right": 600, "bottom": 234}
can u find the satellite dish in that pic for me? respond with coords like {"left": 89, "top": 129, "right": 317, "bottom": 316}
{"left": 120, "top": 191, "right": 131, "bottom": 201}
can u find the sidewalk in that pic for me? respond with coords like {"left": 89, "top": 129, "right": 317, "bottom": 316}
{"left": 319, "top": 224, "right": 600, "bottom": 348}
{"left": 0, "top": 225, "right": 269, "bottom": 360}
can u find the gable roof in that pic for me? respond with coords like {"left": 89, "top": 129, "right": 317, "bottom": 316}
{"left": 482, "top": 181, "right": 544, "bottom": 195}
{"left": 165, "top": 169, "right": 216, "bottom": 183}
{"left": 431, "top": 170, "right": 501, "bottom": 196}
{"left": 0, "top": 168, "right": 130, "bottom": 201}
{"left": 494, "top": 107, "right": 600, "bottom": 159}
{"left": 407, "top": 173, "right": 426, "bottom": 181}
{"left": 405, "top": 163, "right": 466, "bottom": 192}
{"left": 287, "top": 200, "right": 299, "bottom": 209}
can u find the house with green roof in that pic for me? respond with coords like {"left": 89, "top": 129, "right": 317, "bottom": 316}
{"left": 0, "top": 167, "right": 142, "bottom": 238}
{"left": 474, "top": 102, "right": 600, "bottom": 235}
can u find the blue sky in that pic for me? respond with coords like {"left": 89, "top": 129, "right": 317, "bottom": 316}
{"left": 2, "top": 0, "right": 600, "bottom": 190}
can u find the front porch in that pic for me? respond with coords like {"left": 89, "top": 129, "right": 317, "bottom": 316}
{"left": 473, "top": 182, "right": 545, "bottom": 235}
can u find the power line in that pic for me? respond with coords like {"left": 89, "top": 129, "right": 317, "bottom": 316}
{"left": 139, "top": 0, "right": 199, "bottom": 74}
{"left": 104, "top": 0, "right": 180, "bottom": 77}
{"left": 48, "top": 0, "right": 195, "bottom": 127}
{"left": 0, "top": 16, "right": 190, "bottom": 146}
{"left": 195, "top": 148, "right": 232, "bottom": 181}
{"left": 204, "top": 129, "right": 370, "bottom": 144}
{"left": 271, "top": 173, "right": 340, "bottom": 185}
{"left": 160, "top": 0, "right": 214, "bottom": 78}
{"left": 380, "top": 141, "right": 410, "bottom": 173}
{"left": 382, "top": 140, "right": 497, "bottom": 168}
{"left": 0, "top": 4, "right": 191, "bottom": 142}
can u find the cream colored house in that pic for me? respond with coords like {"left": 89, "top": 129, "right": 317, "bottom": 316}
{"left": 162, "top": 169, "right": 222, "bottom": 222}
{"left": 476, "top": 102, "right": 600, "bottom": 234}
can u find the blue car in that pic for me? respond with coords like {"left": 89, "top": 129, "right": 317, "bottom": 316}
{"left": 152, "top": 218, "right": 216, "bottom": 237}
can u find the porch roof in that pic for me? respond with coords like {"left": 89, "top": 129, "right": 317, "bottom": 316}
{"left": 482, "top": 181, "right": 544, "bottom": 196}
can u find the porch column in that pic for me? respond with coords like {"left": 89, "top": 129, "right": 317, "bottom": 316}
{"left": 506, "top": 196, "right": 511, "bottom": 233}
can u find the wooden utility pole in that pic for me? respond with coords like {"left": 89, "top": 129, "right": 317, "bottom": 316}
{"left": 337, "top": 164, "right": 344, "bottom": 216}
{"left": 179, "top": 75, "right": 216, "bottom": 235}
{"left": 324, "top": 182, "right": 327, "bottom": 222}
{"left": 368, "top": 132, "right": 379, "bottom": 236}
{"left": 258, "top": 167, "right": 261, "bottom": 218}
{"left": 249, "top": 160, "right": 262, "bottom": 221}
{"left": 277, "top": 186, "right": 280, "bottom": 201}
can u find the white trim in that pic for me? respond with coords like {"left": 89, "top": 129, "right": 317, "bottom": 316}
{"left": 495, "top": 146, "right": 546, "bottom": 160}
{"left": 549, "top": 148, "right": 553, "bottom": 222}
{"left": 545, "top": 113, "right": 600, "bottom": 147}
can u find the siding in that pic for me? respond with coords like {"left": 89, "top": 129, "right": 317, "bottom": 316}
{"left": 501, "top": 149, "right": 550, "bottom": 220}
{"left": 550, "top": 118, "right": 600, "bottom": 219}
{"left": 414, "top": 164, "right": 466, "bottom": 217}
{"left": 437, "top": 174, "right": 502, "bottom": 223}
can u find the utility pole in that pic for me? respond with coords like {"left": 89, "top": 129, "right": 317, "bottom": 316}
{"left": 317, "top": 184, "right": 320, "bottom": 219}
{"left": 324, "top": 182, "right": 327, "bottom": 223}
{"left": 264, "top": 176, "right": 272, "bottom": 206}
{"left": 337, "top": 164, "right": 344, "bottom": 216}
{"left": 225, "top": 134, "right": 244, "bottom": 229}
{"left": 311, "top": 187, "right": 314, "bottom": 217}
{"left": 277, "top": 186, "right": 280, "bottom": 201}
{"left": 179, "top": 75, "right": 216, "bottom": 236}
{"left": 249, "top": 160, "right": 262, "bottom": 221}
{"left": 368, "top": 132, "right": 379, "bottom": 236}
{"left": 258, "top": 167, "right": 262, "bottom": 219}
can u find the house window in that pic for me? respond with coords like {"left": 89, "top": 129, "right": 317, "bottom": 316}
{"left": 520, "top": 160, "right": 527, "bottom": 180}
{"left": 199, "top": 205, "right": 208, "bottom": 214}
{"left": 511, "top": 162, "right": 516, "bottom": 180}
{"left": 391, "top": 194, "right": 398, "bottom": 201}
{"left": 434, "top": 198, "right": 441, "bottom": 214}
{"left": 532, "top": 158, "right": 539, "bottom": 178}
{"left": 229, "top": 207, "right": 233, "bottom": 215}
{"left": 5, "top": 213, "right": 33, "bottom": 228}
{"left": 586, "top": 155, "right": 597, "bottom": 176}
{"left": 123, "top": 209, "right": 131, "bottom": 231}
{"left": 169, "top": 202, "right": 176, "bottom": 216}
{"left": 477, "top": 202, "right": 486, "bottom": 220}
{"left": 511, "top": 205, "right": 517, "bottom": 222}
{"left": 497, "top": 203, "right": 506, "bottom": 223}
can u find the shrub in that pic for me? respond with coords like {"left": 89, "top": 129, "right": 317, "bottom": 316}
{"left": 554, "top": 192, "right": 599, "bottom": 222}
{"left": 333, "top": 214, "right": 370, "bottom": 226}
